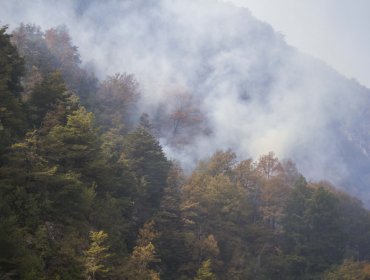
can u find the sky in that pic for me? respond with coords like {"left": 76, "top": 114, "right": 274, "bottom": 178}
{"left": 222, "top": 0, "right": 370, "bottom": 88}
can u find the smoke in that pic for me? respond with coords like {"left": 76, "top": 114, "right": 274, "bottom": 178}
{"left": 2, "top": 0, "right": 370, "bottom": 200}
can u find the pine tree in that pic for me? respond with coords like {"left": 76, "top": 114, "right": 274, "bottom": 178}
{"left": 124, "top": 127, "right": 170, "bottom": 224}
{"left": 0, "top": 26, "right": 26, "bottom": 152}
{"left": 28, "top": 71, "right": 69, "bottom": 126}
{"left": 154, "top": 163, "right": 187, "bottom": 278}
{"left": 42, "top": 107, "right": 100, "bottom": 172}
{"left": 304, "top": 186, "right": 347, "bottom": 274}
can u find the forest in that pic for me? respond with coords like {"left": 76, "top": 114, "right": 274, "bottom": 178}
{"left": 2, "top": 23, "right": 370, "bottom": 280}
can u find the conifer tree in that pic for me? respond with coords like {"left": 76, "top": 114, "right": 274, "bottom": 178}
{"left": 0, "top": 26, "right": 26, "bottom": 152}
{"left": 304, "top": 186, "right": 346, "bottom": 274}
{"left": 28, "top": 71, "right": 69, "bottom": 126}
{"left": 43, "top": 107, "right": 100, "bottom": 172}
{"left": 154, "top": 163, "right": 187, "bottom": 277}
{"left": 124, "top": 127, "right": 170, "bottom": 224}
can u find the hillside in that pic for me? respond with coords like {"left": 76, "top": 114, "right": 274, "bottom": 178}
{"left": 3, "top": 0, "right": 370, "bottom": 203}
{"left": 2, "top": 0, "right": 370, "bottom": 279}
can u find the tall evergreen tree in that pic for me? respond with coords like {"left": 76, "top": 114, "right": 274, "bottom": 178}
{"left": 154, "top": 163, "right": 187, "bottom": 278}
{"left": 0, "top": 26, "right": 26, "bottom": 152}
{"left": 42, "top": 107, "right": 100, "bottom": 172}
{"left": 123, "top": 126, "right": 170, "bottom": 225}
{"left": 304, "top": 186, "right": 347, "bottom": 274}
{"left": 28, "top": 71, "right": 69, "bottom": 126}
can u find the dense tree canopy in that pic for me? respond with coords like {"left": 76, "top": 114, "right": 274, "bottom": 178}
{"left": 0, "top": 26, "right": 26, "bottom": 152}
{"left": 2, "top": 24, "right": 370, "bottom": 280}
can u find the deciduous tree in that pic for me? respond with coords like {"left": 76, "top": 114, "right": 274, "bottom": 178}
{"left": 84, "top": 230, "right": 111, "bottom": 280}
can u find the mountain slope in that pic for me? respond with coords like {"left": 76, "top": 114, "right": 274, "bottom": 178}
{"left": 2, "top": 0, "right": 370, "bottom": 203}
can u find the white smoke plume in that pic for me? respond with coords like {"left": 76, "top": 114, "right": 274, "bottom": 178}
{"left": 2, "top": 0, "right": 370, "bottom": 202}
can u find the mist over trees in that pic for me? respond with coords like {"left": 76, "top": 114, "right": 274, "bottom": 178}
{"left": 2, "top": 22, "right": 370, "bottom": 280}
{"left": 3, "top": 0, "right": 370, "bottom": 207}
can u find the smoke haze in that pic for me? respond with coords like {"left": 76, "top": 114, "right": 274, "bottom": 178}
{"left": 2, "top": 0, "right": 370, "bottom": 202}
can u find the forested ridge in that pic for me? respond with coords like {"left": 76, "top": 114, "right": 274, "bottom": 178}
{"left": 2, "top": 24, "right": 370, "bottom": 280}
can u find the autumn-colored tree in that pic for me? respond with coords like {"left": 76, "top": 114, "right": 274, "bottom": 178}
{"left": 255, "top": 152, "right": 289, "bottom": 230}
{"left": 168, "top": 92, "right": 203, "bottom": 136}
{"left": 256, "top": 152, "right": 283, "bottom": 179}
{"left": 12, "top": 24, "right": 97, "bottom": 106}
{"left": 96, "top": 73, "right": 140, "bottom": 131}
{"left": 324, "top": 259, "right": 370, "bottom": 280}
{"left": 45, "top": 26, "right": 80, "bottom": 68}
{"left": 195, "top": 260, "right": 217, "bottom": 280}
{"left": 154, "top": 90, "right": 205, "bottom": 146}
{"left": 84, "top": 231, "right": 111, "bottom": 280}
{"left": 181, "top": 151, "right": 249, "bottom": 278}
{"left": 232, "top": 158, "right": 261, "bottom": 223}
{"left": 44, "top": 26, "right": 84, "bottom": 93}
{"left": 11, "top": 23, "right": 54, "bottom": 84}
{"left": 124, "top": 221, "right": 161, "bottom": 280}
{"left": 197, "top": 150, "right": 236, "bottom": 177}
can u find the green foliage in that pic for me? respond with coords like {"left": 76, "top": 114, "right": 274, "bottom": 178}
{"left": 28, "top": 71, "right": 69, "bottom": 126}
{"left": 0, "top": 26, "right": 26, "bottom": 151}
{"left": 124, "top": 127, "right": 170, "bottom": 224}
{"left": 304, "top": 186, "right": 346, "bottom": 272}
{"left": 195, "top": 260, "right": 216, "bottom": 280}
{"left": 123, "top": 221, "right": 161, "bottom": 280}
{"left": 154, "top": 163, "right": 188, "bottom": 278}
{"left": 43, "top": 107, "right": 99, "bottom": 171}
{"left": 0, "top": 26, "right": 24, "bottom": 94}
{"left": 84, "top": 230, "right": 111, "bottom": 280}
{"left": 2, "top": 22, "right": 370, "bottom": 280}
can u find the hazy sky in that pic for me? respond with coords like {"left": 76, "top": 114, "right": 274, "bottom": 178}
{"left": 222, "top": 0, "right": 370, "bottom": 88}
